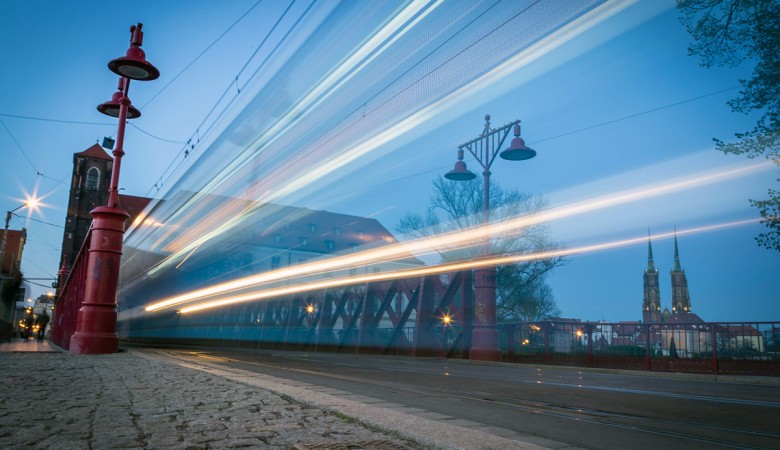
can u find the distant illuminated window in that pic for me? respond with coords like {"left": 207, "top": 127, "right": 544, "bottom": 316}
{"left": 308, "top": 224, "right": 317, "bottom": 233}
{"left": 325, "top": 240, "right": 335, "bottom": 251}
{"left": 333, "top": 227, "right": 341, "bottom": 236}
{"left": 85, "top": 167, "right": 100, "bottom": 190}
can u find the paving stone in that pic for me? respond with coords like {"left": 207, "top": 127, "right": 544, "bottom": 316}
{"left": 0, "top": 351, "right": 419, "bottom": 449}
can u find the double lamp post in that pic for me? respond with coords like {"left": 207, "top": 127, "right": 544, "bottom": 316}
{"left": 444, "top": 114, "right": 536, "bottom": 361}
{"left": 68, "top": 23, "right": 159, "bottom": 354}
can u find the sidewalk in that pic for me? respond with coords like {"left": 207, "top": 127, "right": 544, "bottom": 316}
{"left": 0, "top": 340, "right": 419, "bottom": 450}
{"left": 1, "top": 340, "right": 552, "bottom": 450}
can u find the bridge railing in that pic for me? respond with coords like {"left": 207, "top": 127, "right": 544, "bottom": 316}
{"left": 50, "top": 229, "right": 92, "bottom": 350}
{"left": 498, "top": 320, "right": 780, "bottom": 376}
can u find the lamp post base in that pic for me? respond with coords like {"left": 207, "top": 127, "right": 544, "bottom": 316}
{"left": 68, "top": 304, "right": 119, "bottom": 354}
{"left": 68, "top": 206, "right": 128, "bottom": 355}
{"left": 469, "top": 325, "right": 501, "bottom": 361}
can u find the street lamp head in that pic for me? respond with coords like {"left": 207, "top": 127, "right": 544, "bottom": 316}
{"left": 97, "top": 90, "right": 141, "bottom": 118}
{"left": 445, "top": 148, "right": 477, "bottom": 181}
{"left": 500, "top": 124, "right": 536, "bottom": 161}
{"left": 107, "top": 23, "right": 159, "bottom": 81}
{"left": 445, "top": 160, "right": 476, "bottom": 181}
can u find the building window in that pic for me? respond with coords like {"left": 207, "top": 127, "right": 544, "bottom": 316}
{"left": 308, "top": 224, "right": 317, "bottom": 233}
{"left": 274, "top": 234, "right": 282, "bottom": 244}
{"left": 85, "top": 167, "right": 100, "bottom": 190}
{"left": 333, "top": 227, "right": 341, "bottom": 236}
{"left": 271, "top": 256, "right": 281, "bottom": 270}
{"left": 325, "top": 240, "right": 335, "bottom": 251}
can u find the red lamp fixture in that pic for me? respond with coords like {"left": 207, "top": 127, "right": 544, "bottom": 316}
{"left": 107, "top": 23, "right": 160, "bottom": 81}
{"left": 97, "top": 78, "right": 141, "bottom": 118}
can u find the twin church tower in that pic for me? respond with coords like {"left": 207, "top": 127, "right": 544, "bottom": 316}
{"left": 642, "top": 235, "right": 693, "bottom": 323}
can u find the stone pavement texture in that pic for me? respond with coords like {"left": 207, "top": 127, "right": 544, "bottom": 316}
{"left": 0, "top": 339, "right": 552, "bottom": 450}
{"left": 0, "top": 341, "right": 418, "bottom": 450}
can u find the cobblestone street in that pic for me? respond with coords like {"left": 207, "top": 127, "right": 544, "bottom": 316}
{"left": 0, "top": 350, "right": 417, "bottom": 449}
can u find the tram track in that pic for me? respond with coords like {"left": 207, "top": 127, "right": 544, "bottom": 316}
{"left": 172, "top": 350, "right": 779, "bottom": 450}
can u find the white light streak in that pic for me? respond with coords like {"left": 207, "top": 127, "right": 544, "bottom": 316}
{"left": 177, "top": 218, "right": 759, "bottom": 314}
{"left": 145, "top": 159, "right": 771, "bottom": 313}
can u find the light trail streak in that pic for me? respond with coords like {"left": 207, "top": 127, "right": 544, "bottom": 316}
{"left": 176, "top": 218, "right": 759, "bottom": 314}
{"left": 145, "top": 1, "right": 441, "bottom": 254}
{"left": 144, "top": 159, "right": 772, "bottom": 313}
{"left": 141, "top": 0, "right": 621, "bottom": 277}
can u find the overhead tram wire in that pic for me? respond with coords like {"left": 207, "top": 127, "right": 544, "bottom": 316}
{"left": 532, "top": 86, "right": 741, "bottom": 145}
{"left": 144, "top": 0, "right": 312, "bottom": 198}
{"left": 0, "top": 112, "right": 111, "bottom": 126}
{"left": 0, "top": 117, "right": 40, "bottom": 174}
{"left": 0, "top": 111, "right": 183, "bottom": 147}
{"left": 128, "top": 122, "right": 186, "bottom": 144}
{"left": 137, "top": 0, "right": 265, "bottom": 111}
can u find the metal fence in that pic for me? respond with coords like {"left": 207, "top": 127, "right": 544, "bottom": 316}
{"left": 50, "top": 230, "right": 91, "bottom": 350}
{"left": 497, "top": 320, "right": 780, "bottom": 376}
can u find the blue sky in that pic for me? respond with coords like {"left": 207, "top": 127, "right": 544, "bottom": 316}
{"left": 1, "top": 0, "right": 777, "bottom": 322}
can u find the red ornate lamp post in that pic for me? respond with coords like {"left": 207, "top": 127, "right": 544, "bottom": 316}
{"left": 444, "top": 114, "right": 536, "bottom": 361}
{"left": 68, "top": 23, "right": 159, "bottom": 354}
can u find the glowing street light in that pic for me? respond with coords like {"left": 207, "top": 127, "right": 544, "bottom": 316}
{"left": 444, "top": 114, "right": 536, "bottom": 361}
{"left": 0, "top": 202, "right": 32, "bottom": 279}
{"left": 68, "top": 23, "right": 158, "bottom": 355}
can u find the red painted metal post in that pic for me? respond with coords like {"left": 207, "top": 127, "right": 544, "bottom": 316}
{"left": 413, "top": 276, "right": 435, "bottom": 356}
{"left": 506, "top": 324, "right": 515, "bottom": 363}
{"left": 586, "top": 327, "right": 593, "bottom": 368}
{"left": 70, "top": 74, "right": 132, "bottom": 354}
{"left": 444, "top": 115, "right": 532, "bottom": 361}
{"left": 68, "top": 207, "right": 129, "bottom": 354}
{"left": 543, "top": 321, "right": 550, "bottom": 364}
{"left": 711, "top": 324, "right": 719, "bottom": 375}
{"left": 470, "top": 143, "right": 501, "bottom": 361}
{"left": 644, "top": 324, "right": 652, "bottom": 371}
{"left": 69, "top": 23, "right": 157, "bottom": 354}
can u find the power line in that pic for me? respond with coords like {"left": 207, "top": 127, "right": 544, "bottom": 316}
{"left": 0, "top": 112, "right": 110, "bottom": 126}
{"left": 11, "top": 213, "right": 64, "bottom": 229}
{"left": 0, "top": 117, "right": 39, "bottom": 173}
{"left": 0, "top": 111, "right": 188, "bottom": 144}
{"left": 145, "top": 0, "right": 311, "bottom": 197}
{"left": 128, "top": 123, "right": 187, "bottom": 144}
{"left": 531, "top": 87, "right": 741, "bottom": 145}
{"left": 139, "top": 0, "right": 265, "bottom": 110}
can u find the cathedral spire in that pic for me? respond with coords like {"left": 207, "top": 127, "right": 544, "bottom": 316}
{"left": 646, "top": 232, "right": 656, "bottom": 272}
{"left": 673, "top": 230, "right": 682, "bottom": 272}
{"left": 670, "top": 230, "right": 691, "bottom": 313}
